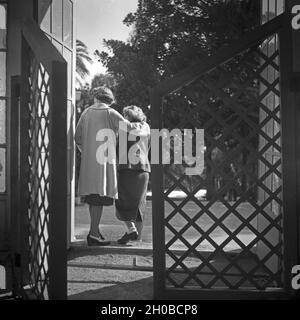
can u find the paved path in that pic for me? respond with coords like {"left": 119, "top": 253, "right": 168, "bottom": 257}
{"left": 75, "top": 199, "right": 257, "bottom": 252}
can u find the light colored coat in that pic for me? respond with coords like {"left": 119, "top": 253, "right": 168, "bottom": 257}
{"left": 75, "top": 103, "right": 144, "bottom": 199}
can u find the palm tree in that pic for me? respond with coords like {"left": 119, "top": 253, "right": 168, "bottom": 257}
{"left": 76, "top": 39, "right": 92, "bottom": 88}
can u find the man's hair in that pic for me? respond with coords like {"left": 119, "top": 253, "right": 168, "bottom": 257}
{"left": 91, "top": 86, "right": 115, "bottom": 105}
{"left": 123, "top": 105, "right": 147, "bottom": 123}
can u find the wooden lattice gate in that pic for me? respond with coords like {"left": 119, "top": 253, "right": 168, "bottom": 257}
{"left": 12, "top": 19, "right": 68, "bottom": 300}
{"left": 150, "top": 13, "right": 299, "bottom": 299}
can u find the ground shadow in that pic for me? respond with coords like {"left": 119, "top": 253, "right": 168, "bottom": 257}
{"left": 68, "top": 276, "right": 153, "bottom": 300}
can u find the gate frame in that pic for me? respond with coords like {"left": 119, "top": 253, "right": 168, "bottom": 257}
{"left": 150, "top": 12, "right": 300, "bottom": 300}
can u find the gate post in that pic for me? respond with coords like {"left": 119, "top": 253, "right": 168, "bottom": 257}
{"left": 48, "top": 61, "right": 68, "bottom": 300}
{"left": 288, "top": 0, "right": 300, "bottom": 72}
{"left": 287, "top": 0, "right": 300, "bottom": 295}
{"left": 10, "top": 75, "right": 22, "bottom": 296}
{"left": 150, "top": 89, "right": 166, "bottom": 299}
{"left": 279, "top": 6, "right": 300, "bottom": 297}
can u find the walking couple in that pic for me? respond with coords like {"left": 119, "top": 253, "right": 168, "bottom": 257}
{"left": 75, "top": 86, "right": 150, "bottom": 246}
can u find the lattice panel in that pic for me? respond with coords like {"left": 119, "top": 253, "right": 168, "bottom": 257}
{"left": 162, "top": 33, "right": 283, "bottom": 290}
{"left": 26, "top": 53, "right": 51, "bottom": 299}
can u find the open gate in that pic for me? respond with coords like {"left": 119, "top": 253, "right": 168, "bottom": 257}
{"left": 11, "top": 19, "right": 68, "bottom": 300}
{"left": 150, "top": 13, "right": 299, "bottom": 299}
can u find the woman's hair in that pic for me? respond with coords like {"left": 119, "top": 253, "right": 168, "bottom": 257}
{"left": 123, "top": 105, "right": 147, "bottom": 123}
{"left": 91, "top": 86, "right": 115, "bottom": 105}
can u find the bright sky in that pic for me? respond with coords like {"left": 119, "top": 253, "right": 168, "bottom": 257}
{"left": 75, "top": 0, "right": 138, "bottom": 84}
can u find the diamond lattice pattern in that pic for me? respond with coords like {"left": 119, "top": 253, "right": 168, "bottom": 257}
{"left": 26, "top": 53, "right": 51, "bottom": 299}
{"left": 163, "top": 34, "right": 283, "bottom": 290}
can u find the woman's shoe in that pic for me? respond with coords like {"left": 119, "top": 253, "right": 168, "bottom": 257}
{"left": 117, "top": 231, "right": 138, "bottom": 244}
{"left": 87, "top": 234, "right": 110, "bottom": 246}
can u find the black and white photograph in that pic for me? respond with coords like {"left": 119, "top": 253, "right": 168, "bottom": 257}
{"left": 0, "top": 0, "right": 300, "bottom": 308}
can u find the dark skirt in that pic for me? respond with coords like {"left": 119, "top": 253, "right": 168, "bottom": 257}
{"left": 84, "top": 194, "right": 114, "bottom": 206}
{"left": 115, "top": 170, "right": 149, "bottom": 222}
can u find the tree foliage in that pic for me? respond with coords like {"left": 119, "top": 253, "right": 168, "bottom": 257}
{"left": 76, "top": 39, "right": 93, "bottom": 88}
{"left": 96, "top": 0, "right": 260, "bottom": 112}
{"left": 91, "top": 73, "right": 118, "bottom": 91}
{"left": 95, "top": 0, "right": 261, "bottom": 194}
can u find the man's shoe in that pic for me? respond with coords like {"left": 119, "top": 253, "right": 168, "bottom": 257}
{"left": 87, "top": 234, "right": 110, "bottom": 246}
{"left": 117, "top": 231, "right": 138, "bottom": 244}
